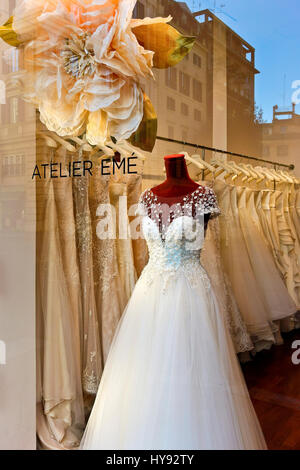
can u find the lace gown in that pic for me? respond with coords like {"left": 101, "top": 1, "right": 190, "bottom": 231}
{"left": 109, "top": 181, "right": 137, "bottom": 304}
{"left": 80, "top": 186, "right": 267, "bottom": 450}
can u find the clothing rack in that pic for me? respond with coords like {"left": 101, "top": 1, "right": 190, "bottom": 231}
{"left": 156, "top": 136, "right": 295, "bottom": 171}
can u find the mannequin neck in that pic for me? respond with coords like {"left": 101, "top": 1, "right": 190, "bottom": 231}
{"left": 165, "top": 155, "right": 192, "bottom": 183}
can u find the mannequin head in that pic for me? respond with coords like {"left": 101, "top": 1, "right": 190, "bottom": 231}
{"left": 164, "top": 154, "right": 191, "bottom": 181}
{"left": 150, "top": 153, "right": 199, "bottom": 199}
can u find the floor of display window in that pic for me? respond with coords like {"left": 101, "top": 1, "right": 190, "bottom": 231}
{"left": 243, "top": 329, "right": 300, "bottom": 450}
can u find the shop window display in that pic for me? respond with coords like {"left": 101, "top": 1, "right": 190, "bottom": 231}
{"left": 0, "top": 0, "right": 299, "bottom": 452}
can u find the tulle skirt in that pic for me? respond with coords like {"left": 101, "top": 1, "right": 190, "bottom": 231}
{"left": 80, "top": 270, "right": 267, "bottom": 450}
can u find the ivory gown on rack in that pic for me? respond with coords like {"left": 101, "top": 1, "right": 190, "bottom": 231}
{"left": 80, "top": 186, "right": 267, "bottom": 450}
{"left": 89, "top": 165, "right": 125, "bottom": 364}
{"left": 255, "top": 190, "right": 285, "bottom": 279}
{"left": 275, "top": 190, "right": 300, "bottom": 308}
{"left": 109, "top": 181, "right": 137, "bottom": 304}
{"left": 201, "top": 183, "right": 253, "bottom": 354}
{"left": 238, "top": 187, "right": 296, "bottom": 324}
{"left": 214, "top": 181, "right": 276, "bottom": 350}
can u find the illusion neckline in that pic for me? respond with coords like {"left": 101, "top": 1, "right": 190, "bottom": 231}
{"left": 147, "top": 185, "right": 204, "bottom": 204}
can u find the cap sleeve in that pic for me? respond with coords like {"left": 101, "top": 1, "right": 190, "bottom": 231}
{"left": 202, "top": 187, "right": 221, "bottom": 219}
{"left": 135, "top": 190, "right": 148, "bottom": 217}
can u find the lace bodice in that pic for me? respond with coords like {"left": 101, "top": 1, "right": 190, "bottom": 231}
{"left": 137, "top": 186, "right": 220, "bottom": 290}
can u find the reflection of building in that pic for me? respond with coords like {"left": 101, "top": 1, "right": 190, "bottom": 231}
{"left": 261, "top": 104, "right": 300, "bottom": 176}
{"left": 0, "top": 1, "right": 36, "bottom": 451}
{"left": 134, "top": 0, "right": 209, "bottom": 149}
{"left": 134, "top": 1, "right": 260, "bottom": 185}
{"left": 196, "top": 9, "right": 260, "bottom": 157}
{"left": 0, "top": 0, "right": 36, "bottom": 234}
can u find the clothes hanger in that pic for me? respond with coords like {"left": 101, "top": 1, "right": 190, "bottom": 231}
{"left": 246, "top": 165, "right": 263, "bottom": 183}
{"left": 191, "top": 152, "right": 215, "bottom": 174}
{"left": 254, "top": 166, "right": 272, "bottom": 183}
{"left": 67, "top": 135, "right": 94, "bottom": 152}
{"left": 255, "top": 166, "right": 280, "bottom": 189}
{"left": 44, "top": 131, "right": 77, "bottom": 153}
{"left": 223, "top": 161, "right": 242, "bottom": 181}
{"left": 183, "top": 153, "right": 207, "bottom": 181}
{"left": 268, "top": 168, "right": 289, "bottom": 184}
{"left": 210, "top": 161, "right": 230, "bottom": 178}
{"left": 282, "top": 170, "right": 299, "bottom": 184}
{"left": 119, "top": 140, "right": 147, "bottom": 161}
{"left": 278, "top": 170, "right": 294, "bottom": 184}
{"left": 228, "top": 160, "right": 250, "bottom": 179}
{"left": 235, "top": 163, "right": 257, "bottom": 183}
{"left": 249, "top": 165, "right": 266, "bottom": 184}
{"left": 211, "top": 157, "right": 237, "bottom": 180}
{"left": 37, "top": 132, "right": 58, "bottom": 149}
{"left": 183, "top": 153, "right": 206, "bottom": 171}
{"left": 108, "top": 141, "right": 133, "bottom": 160}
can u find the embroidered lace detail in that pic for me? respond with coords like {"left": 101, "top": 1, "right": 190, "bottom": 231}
{"left": 135, "top": 185, "right": 221, "bottom": 291}
{"left": 82, "top": 367, "right": 98, "bottom": 395}
{"left": 140, "top": 255, "right": 211, "bottom": 292}
{"left": 137, "top": 186, "right": 220, "bottom": 240}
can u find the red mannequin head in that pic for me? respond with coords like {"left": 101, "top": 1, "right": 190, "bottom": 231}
{"left": 151, "top": 153, "right": 199, "bottom": 199}
{"left": 164, "top": 154, "right": 191, "bottom": 181}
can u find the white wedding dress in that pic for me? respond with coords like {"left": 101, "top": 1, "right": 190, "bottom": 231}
{"left": 80, "top": 186, "right": 267, "bottom": 450}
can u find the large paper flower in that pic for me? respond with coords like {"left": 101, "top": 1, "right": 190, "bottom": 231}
{"left": 1, "top": 0, "right": 195, "bottom": 150}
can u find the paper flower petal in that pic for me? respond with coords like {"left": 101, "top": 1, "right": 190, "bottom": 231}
{"left": 130, "top": 16, "right": 172, "bottom": 29}
{"left": 132, "top": 22, "right": 195, "bottom": 69}
{"left": 86, "top": 109, "right": 108, "bottom": 146}
{"left": 108, "top": 84, "right": 144, "bottom": 141}
{"left": 1, "top": 2, "right": 195, "bottom": 148}
{"left": 39, "top": 98, "right": 88, "bottom": 137}
{"left": 129, "top": 92, "right": 157, "bottom": 152}
{"left": 13, "top": 0, "right": 45, "bottom": 41}
{"left": 82, "top": 75, "right": 125, "bottom": 112}
{"left": 0, "top": 17, "right": 20, "bottom": 47}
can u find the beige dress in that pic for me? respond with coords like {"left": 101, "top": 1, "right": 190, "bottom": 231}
{"left": 36, "top": 147, "right": 85, "bottom": 449}
{"left": 200, "top": 181, "right": 253, "bottom": 354}
{"left": 201, "top": 216, "right": 254, "bottom": 354}
{"left": 73, "top": 165, "right": 103, "bottom": 396}
{"left": 290, "top": 190, "right": 300, "bottom": 244}
{"left": 275, "top": 190, "right": 300, "bottom": 308}
{"left": 89, "top": 160, "right": 125, "bottom": 363}
{"left": 255, "top": 190, "right": 285, "bottom": 278}
{"left": 214, "top": 180, "right": 276, "bottom": 351}
{"left": 109, "top": 181, "right": 137, "bottom": 304}
{"left": 123, "top": 174, "right": 149, "bottom": 277}
{"left": 238, "top": 187, "right": 296, "bottom": 323}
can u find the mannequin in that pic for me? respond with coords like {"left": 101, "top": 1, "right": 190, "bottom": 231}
{"left": 151, "top": 153, "right": 210, "bottom": 226}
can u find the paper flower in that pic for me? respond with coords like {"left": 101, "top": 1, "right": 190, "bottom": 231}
{"left": 1, "top": 0, "right": 195, "bottom": 151}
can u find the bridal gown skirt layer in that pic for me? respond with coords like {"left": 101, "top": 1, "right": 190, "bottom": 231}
{"left": 80, "top": 270, "right": 267, "bottom": 450}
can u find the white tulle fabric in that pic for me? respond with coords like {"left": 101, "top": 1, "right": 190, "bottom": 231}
{"left": 80, "top": 187, "right": 267, "bottom": 450}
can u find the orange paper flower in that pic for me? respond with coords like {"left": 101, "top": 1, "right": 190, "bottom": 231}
{"left": 1, "top": 1, "right": 195, "bottom": 149}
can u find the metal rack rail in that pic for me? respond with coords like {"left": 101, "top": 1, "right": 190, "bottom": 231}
{"left": 156, "top": 136, "right": 295, "bottom": 171}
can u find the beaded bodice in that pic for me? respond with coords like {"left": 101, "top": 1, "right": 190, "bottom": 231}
{"left": 137, "top": 186, "right": 220, "bottom": 290}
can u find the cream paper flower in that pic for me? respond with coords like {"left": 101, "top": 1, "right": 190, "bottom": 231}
{"left": 12, "top": 0, "right": 170, "bottom": 145}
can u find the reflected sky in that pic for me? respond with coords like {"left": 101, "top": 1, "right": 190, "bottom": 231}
{"left": 185, "top": 0, "right": 300, "bottom": 122}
